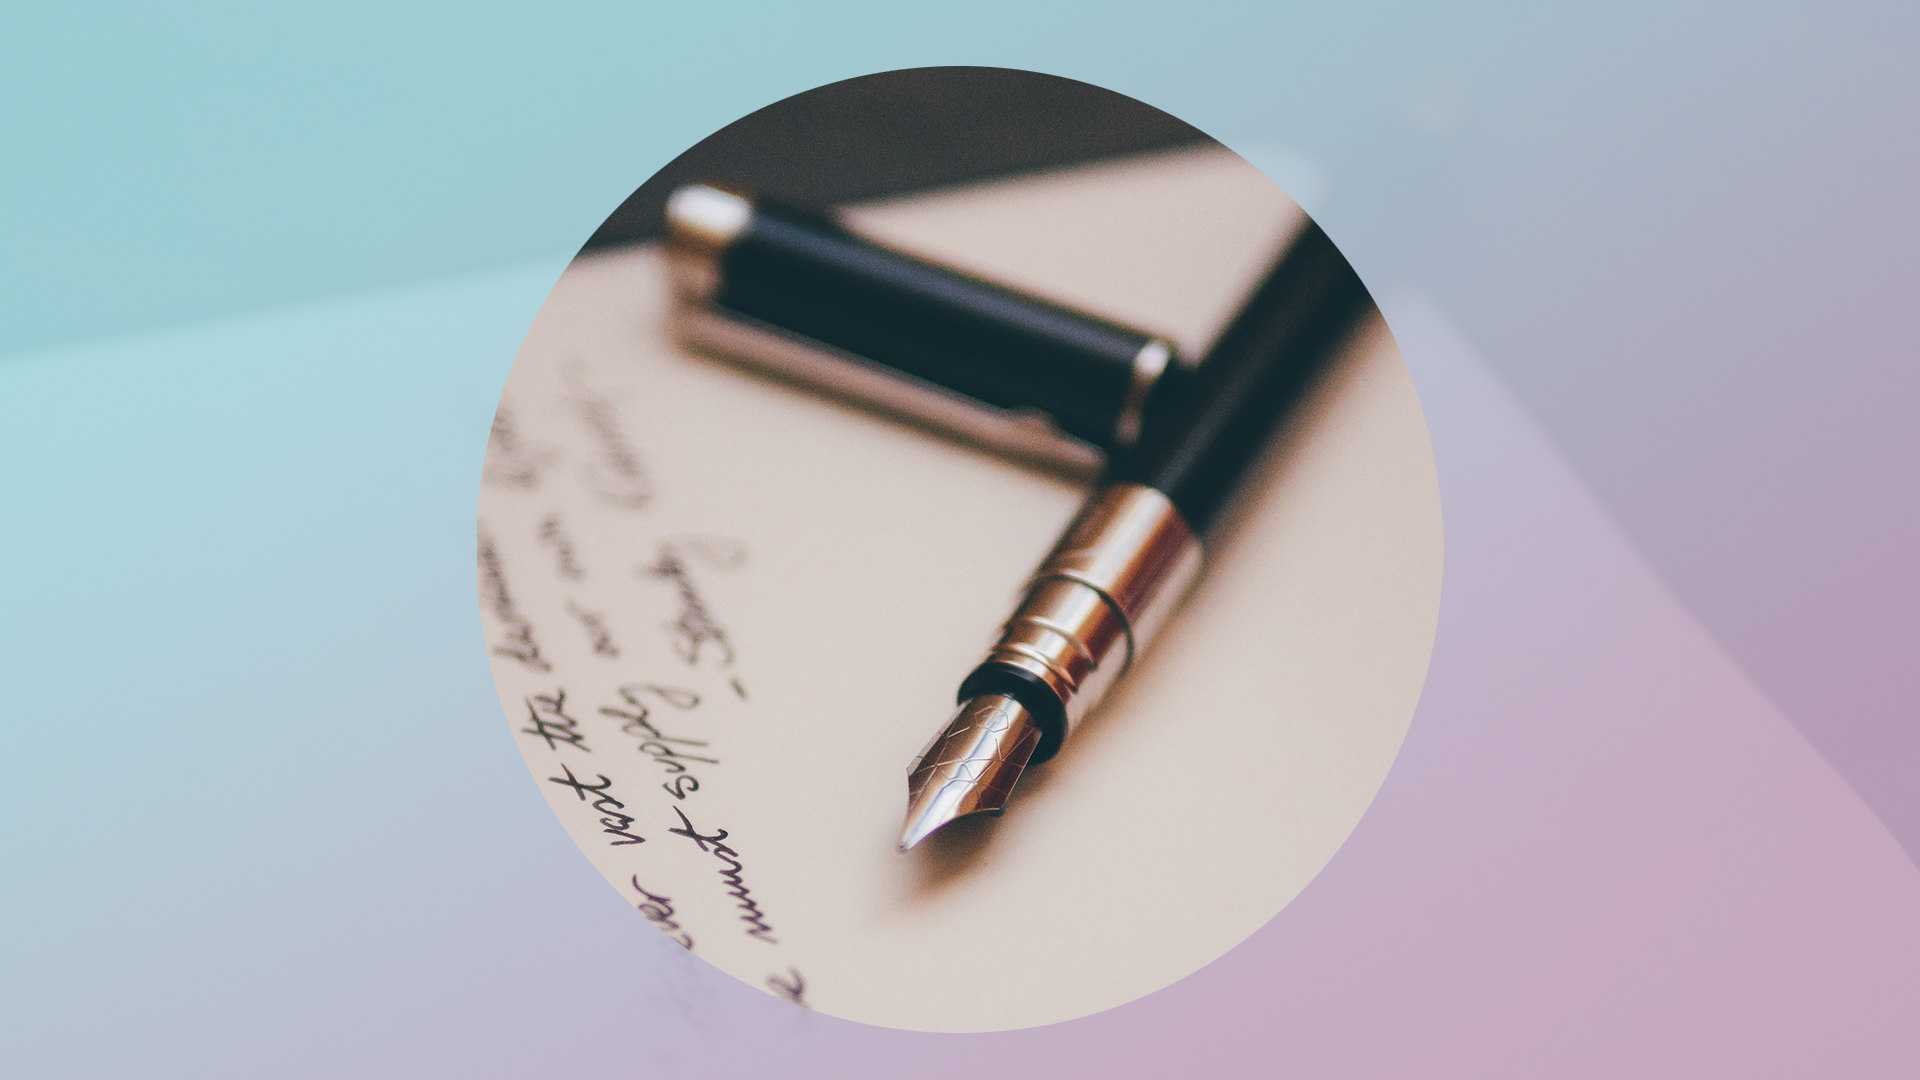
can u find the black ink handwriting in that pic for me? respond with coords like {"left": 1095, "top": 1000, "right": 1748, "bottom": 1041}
{"left": 631, "top": 876, "right": 694, "bottom": 950}
{"left": 547, "top": 764, "right": 646, "bottom": 846}
{"left": 479, "top": 529, "right": 550, "bottom": 672}
{"left": 765, "top": 968, "right": 808, "bottom": 1008}
{"left": 646, "top": 539, "right": 747, "bottom": 669}
{"left": 599, "top": 684, "right": 713, "bottom": 800}
{"left": 482, "top": 404, "right": 559, "bottom": 490}
{"left": 520, "top": 690, "right": 589, "bottom": 753}
{"left": 570, "top": 382, "right": 652, "bottom": 510}
{"left": 566, "top": 601, "right": 619, "bottom": 658}
{"left": 538, "top": 512, "right": 587, "bottom": 580}
{"left": 668, "top": 807, "right": 778, "bottom": 943}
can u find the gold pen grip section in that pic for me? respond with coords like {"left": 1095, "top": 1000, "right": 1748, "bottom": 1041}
{"left": 983, "top": 483, "right": 1203, "bottom": 735}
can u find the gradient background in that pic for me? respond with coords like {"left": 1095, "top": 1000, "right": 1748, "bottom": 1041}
{"left": 4, "top": 3, "right": 1917, "bottom": 1076}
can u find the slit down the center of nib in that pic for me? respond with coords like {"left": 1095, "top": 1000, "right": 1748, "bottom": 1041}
{"left": 898, "top": 695, "right": 1042, "bottom": 851}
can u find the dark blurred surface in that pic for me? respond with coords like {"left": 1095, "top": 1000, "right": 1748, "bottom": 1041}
{"left": 579, "top": 67, "right": 1212, "bottom": 255}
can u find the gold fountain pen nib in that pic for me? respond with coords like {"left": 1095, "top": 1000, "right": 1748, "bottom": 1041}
{"left": 898, "top": 694, "right": 1043, "bottom": 851}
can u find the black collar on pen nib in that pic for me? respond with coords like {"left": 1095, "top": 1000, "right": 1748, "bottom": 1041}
{"left": 900, "top": 222, "right": 1374, "bottom": 851}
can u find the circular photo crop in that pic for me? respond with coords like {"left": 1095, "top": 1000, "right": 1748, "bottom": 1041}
{"left": 477, "top": 67, "right": 1441, "bottom": 1032}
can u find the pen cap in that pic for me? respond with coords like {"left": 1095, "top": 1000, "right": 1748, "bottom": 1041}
{"left": 667, "top": 185, "right": 1179, "bottom": 453}
{"left": 1108, "top": 222, "right": 1372, "bottom": 536}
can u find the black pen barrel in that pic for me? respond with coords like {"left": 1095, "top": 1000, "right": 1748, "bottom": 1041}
{"left": 902, "top": 213, "right": 1375, "bottom": 847}
{"left": 1107, "top": 222, "right": 1372, "bottom": 536}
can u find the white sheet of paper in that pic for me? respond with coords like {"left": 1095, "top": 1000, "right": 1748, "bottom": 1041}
{"left": 478, "top": 148, "right": 1443, "bottom": 1031}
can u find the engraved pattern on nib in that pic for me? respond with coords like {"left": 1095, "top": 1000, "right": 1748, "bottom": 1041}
{"left": 899, "top": 696, "right": 1041, "bottom": 850}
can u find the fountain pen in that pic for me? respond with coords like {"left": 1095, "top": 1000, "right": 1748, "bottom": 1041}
{"left": 899, "top": 222, "right": 1373, "bottom": 851}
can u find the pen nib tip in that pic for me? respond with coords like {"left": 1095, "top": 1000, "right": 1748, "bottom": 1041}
{"left": 898, "top": 694, "right": 1041, "bottom": 853}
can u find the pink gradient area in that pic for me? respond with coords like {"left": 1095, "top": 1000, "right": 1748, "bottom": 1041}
{"left": 624, "top": 295, "right": 1920, "bottom": 1076}
{"left": 1074, "top": 294, "right": 1920, "bottom": 1075}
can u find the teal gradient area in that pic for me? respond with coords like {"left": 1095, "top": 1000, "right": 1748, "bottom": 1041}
{"left": 0, "top": 0, "right": 1436, "bottom": 359}
{"left": 7, "top": 2, "right": 1920, "bottom": 1072}
{"left": 0, "top": 0, "right": 1734, "bottom": 360}
{"left": 0, "top": 265, "right": 582, "bottom": 1075}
